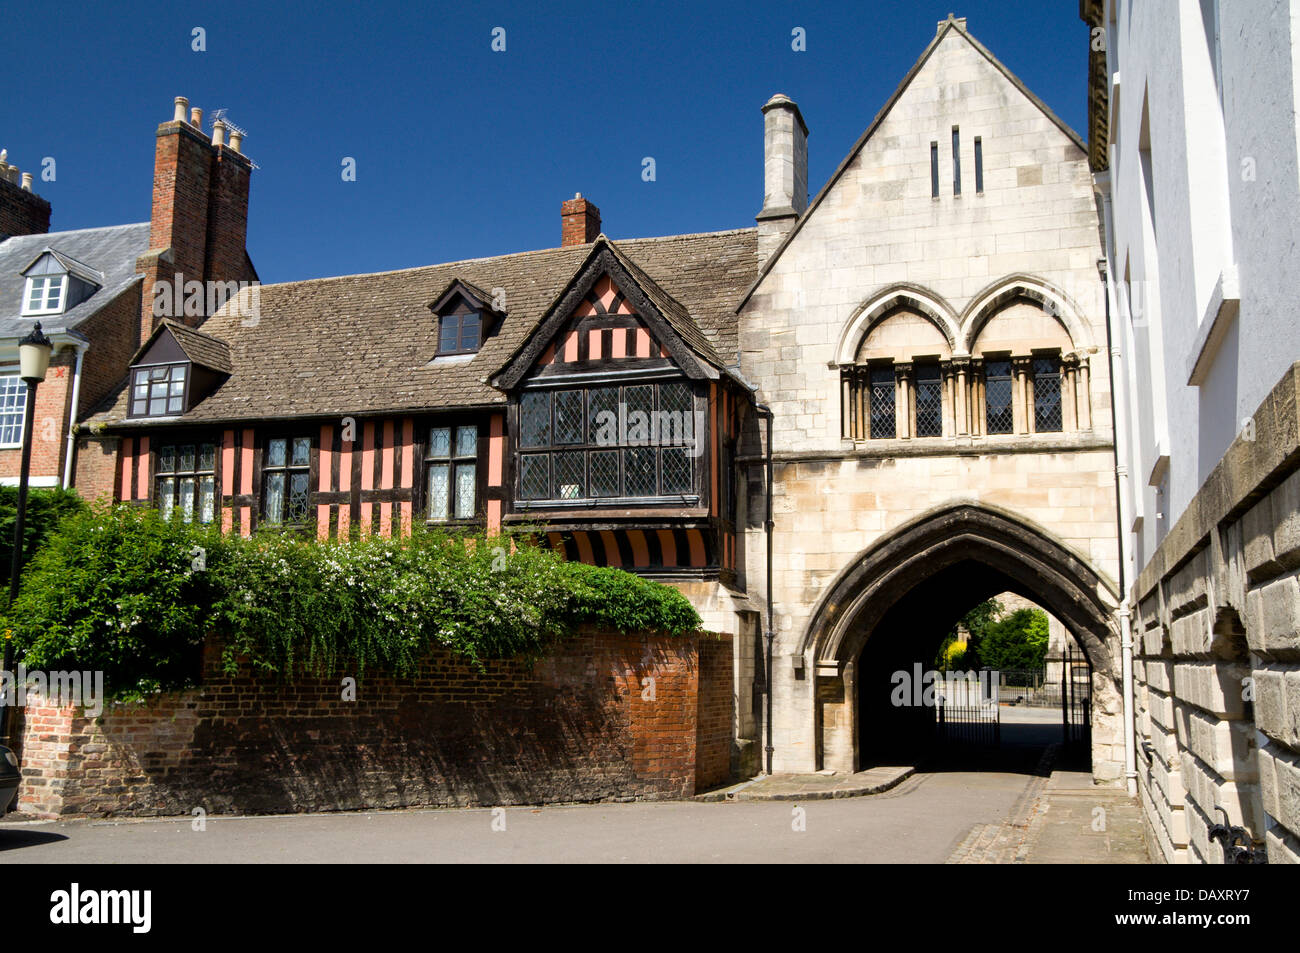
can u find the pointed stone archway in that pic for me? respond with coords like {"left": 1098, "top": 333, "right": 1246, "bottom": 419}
{"left": 798, "top": 502, "right": 1124, "bottom": 781}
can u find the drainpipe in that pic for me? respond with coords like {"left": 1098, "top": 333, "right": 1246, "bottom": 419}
{"left": 61, "top": 343, "right": 86, "bottom": 489}
{"left": 1098, "top": 240, "right": 1138, "bottom": 798}
{"left": 755, "top": 403, "right": 775, "bottom": 775}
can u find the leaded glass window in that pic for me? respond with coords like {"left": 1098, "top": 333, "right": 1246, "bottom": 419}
{"left": 516, "top": 380, "right": 699, "bottom": 502}
{"left": 129, "top": 364, "right": 188, "bottom": 418}
{"left": 426, "top": 424, "right": 478, "bottom": 520}
{"left": 263, "top": 436, "right": 311, "bottom": 525}
{"left": 1032, "top": 356, "right": 1063, "bottom": 433}
{"left": 157, "top": 441, "right": 217, "bottom": 523}
{"left": 914, "top": 363, "right": 943, "bottom": 438}
{"left": 869, "top": 365, "right": 895, "bottom": 439}
{"left": 985, "top": 359, "right": 1014, "bottom": 435}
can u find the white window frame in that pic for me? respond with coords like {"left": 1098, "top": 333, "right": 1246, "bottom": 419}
{"left": 21, "top": 274, "right": 68, "bottom": 316}
{"left": 0, "top": 372, "right": 27, "bottom": 449}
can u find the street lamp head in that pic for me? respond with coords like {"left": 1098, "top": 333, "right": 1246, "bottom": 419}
{"left": 18, "top": 322, "right": 53, "bottom": 384}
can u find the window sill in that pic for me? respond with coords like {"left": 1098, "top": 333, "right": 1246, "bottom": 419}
{"left": 514, "top": 495, "right": 701, "bottom": 509}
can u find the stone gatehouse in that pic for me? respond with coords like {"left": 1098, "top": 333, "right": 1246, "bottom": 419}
{"left": 735, "top": 16, "right": 1121, "bottom": 778}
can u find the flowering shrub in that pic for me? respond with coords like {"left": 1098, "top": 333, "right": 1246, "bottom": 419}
{"left": 3, "top": 504, "right": 700, "bottom": 699}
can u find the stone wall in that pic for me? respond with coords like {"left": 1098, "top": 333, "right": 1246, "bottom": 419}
{"left": 14, "top": 627, "right": 734, "bottom": 818}
{"left": 1132, "top": 362, "right": 1300, "bottom": 863}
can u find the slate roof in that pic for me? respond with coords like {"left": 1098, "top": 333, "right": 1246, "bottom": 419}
{"left": 92, "top": 227, "right": 757, "bottom": 426}
{"left": 0, "top": 222, "right": 150, "bottom": 341}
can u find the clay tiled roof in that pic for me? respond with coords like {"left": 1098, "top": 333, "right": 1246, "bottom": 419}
{"left": 91, "top": 227, "right": 756, "bottom": 427}
{"left": 163, "top": 320, "right": 233, "bottom": 375}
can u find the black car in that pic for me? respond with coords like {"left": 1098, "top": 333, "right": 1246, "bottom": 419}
{"left": 0, "top": 745, "right": 18, "bottom": 815}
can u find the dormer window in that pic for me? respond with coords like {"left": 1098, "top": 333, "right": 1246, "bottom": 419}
{"left": 20, "top": 249, "right": 102, "bottom": 317}
{"left": 429, "top": 279, "right": 503, "bottom": 358}
{"left": 126, "top": 320, "right": 232, "bottom": 419}
{"left": 438, "top": 305, "right": 481, "bottom": 355}
{"left": 23, "top": 275, "right": 66, "bottom": 316}
{"left": 130, "top": 363, "right": 188, "bottom": 417}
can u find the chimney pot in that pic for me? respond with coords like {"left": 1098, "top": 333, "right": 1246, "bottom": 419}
{"left": 560, "top": 195, "right": 601, "bottom": 246}
{"left": 21, "top": 172, "right": 33, "bottom": 191}
{"left": 190, "top": 106, "right": 203, "bottom": 128}
{"left": 212, "top": 120, "right": 226, "bottom": 148}
{"left": 229, "top": 129, "right": 243, "bottom": 153}
{"left": 174, "top": 96, "right": 189, "bottom": 122}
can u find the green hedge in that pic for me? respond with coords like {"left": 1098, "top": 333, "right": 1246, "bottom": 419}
{"left": 1, "top": 504, "right": 700, "bottom": 699}
{"left": 0, "top": 485, "right": 87, "bottom": 577}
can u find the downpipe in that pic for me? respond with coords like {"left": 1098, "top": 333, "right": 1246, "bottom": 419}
{"left": 755, "top": 403, "right": 775, "bottom": 776}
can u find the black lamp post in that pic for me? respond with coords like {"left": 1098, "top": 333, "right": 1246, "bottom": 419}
{"left": 0, "top": 321, "right": 52, "bottom": 742}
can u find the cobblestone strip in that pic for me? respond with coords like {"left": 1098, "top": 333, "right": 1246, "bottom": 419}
{"left": 945, "top": 745, "right": 1058, "bottom": 864}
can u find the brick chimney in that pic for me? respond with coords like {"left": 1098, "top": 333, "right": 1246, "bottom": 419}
{"left": 136, "top": 96, "right": 255, "bottom": 344}
{"left": 0, "top": 150, "right": 52, "bottom": 237}
{"left": 561, "top": 193, "right": 601, "bottom": 246}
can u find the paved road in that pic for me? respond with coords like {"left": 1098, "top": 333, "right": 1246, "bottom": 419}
{"left": 1, "top": 714, "right": 1127, "bottom": 864}
{"left": 2, "top": 766, "right": 1046, "bottom": 864}
{"left": 1, "top": 724, "right": 1081, "bottom": 864}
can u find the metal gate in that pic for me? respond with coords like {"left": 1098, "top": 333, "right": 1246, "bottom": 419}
{"left": 934, "top": 671, "right": 1000, "bottom": 748}
{"left": 1061, "top": 642, "right": 1092, "bottom": 750}
{"left": 934, "top": 642, "right": 1092, "bottom": 751}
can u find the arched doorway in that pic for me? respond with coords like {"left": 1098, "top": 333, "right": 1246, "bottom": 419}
{"left": 799, "top": 503, "right": 1123, "bottom": 780}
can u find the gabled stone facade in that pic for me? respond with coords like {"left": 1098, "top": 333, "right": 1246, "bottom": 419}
{"left": 737, "top": 16, "right": 1122, "bottom": 777}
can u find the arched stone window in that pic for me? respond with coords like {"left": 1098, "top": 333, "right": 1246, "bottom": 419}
{"left": 968, "top": 293, "right": 1091, "bottom": 436}
{"left": 841, "top": 305, "right": 954, "bottom": 440}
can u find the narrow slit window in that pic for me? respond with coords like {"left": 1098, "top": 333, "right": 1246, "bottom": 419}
{"left": 930, "top": 142, "right": 939, "bottom": 198}
{"left": 914, "top": 363, "right": 943, "bottom": 438}
{"left": 985, "top": 360, "right": 1013, "bottom": 435}
{"left": 869, "top": 365, "right": 896, "bottom": 439}
{"left": 952, "top": 126, "right": 961, "bottom": 196}
{"left": 974, "top": 136, "right": 984, "bottom": 194}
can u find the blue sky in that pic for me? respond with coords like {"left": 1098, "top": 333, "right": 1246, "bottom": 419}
{"left": 2, "top": 1, "right": 1088, "bottom": 283}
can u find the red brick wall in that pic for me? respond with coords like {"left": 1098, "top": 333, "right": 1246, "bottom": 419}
{"left": 0, "top": 175, "right": 51, "bottom": 236}
{"left": 72, "top": 432, "right": 121, "bottom": 503}
{"left": 695, "top": 634, "right": 735, "bottom": 792}
{"left": 74, "top": 284, "right": 143, "bottom": 419}
{"left": 14, "top": 627, "right": 734, "bottom": 817}
{"left": 0, "top": 347, "right": 76, "bottom": 483}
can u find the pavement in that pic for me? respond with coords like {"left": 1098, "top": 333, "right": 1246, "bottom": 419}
{"left": 0, "top": 706, "right": 1150, "bottom": 864}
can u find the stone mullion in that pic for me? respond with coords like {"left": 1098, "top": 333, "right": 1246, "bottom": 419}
{"left": 1062, "top": 354, "right": 1080, "bottom": 432}
{"left": 940, "top": 361, "right": 955, "bottom": 437}
{"left": 895, "top": 362, "right": 913, "bottom": 439}
{"left": 1076, "top": 357, "right": 1092, "bottom": 431}
{"left": 1013, "top": 355, "right": 1033, "bottom": 435}
{"left": 952, "top": 357, "right": 971, "bottom": 436}
{"left": 970, "top": 358, "right": 984, "bottom": 437}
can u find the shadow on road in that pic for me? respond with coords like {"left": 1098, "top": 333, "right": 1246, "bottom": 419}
{"left": 912, "top": 721, "right": 1090, "bottom": 777}
{"left": 0, "top": 827, "right": 69, "bottom": 851}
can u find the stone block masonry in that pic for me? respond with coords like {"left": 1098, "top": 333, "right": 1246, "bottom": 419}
{"left": 14, "top": 627, "right": 734, "bottom": 818}
{"left": 1132, "top": 362, "right": 1300, "bottom": 863}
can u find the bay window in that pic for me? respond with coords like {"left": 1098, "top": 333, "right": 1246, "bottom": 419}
{"left": 517, "top": 380, "right": 698, "bottom": 503}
